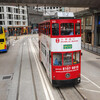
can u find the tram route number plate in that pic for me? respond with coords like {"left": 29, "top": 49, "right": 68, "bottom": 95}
{"left": 63, "top": 44, "right": 72, "bottom": 49}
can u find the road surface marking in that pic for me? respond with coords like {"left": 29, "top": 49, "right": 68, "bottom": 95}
{"left": 81, "top": 80, "right": 89, "bottom": 83}
{"left": 82, "top": 74, "right": 100, "bottom": 89}
{"left": 79, "top": 88, "right": 100, "bottom": 93}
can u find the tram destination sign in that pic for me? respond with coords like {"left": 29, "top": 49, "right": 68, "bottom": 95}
{"left": 63, "top": 44, "right": 72, "bottom": 49}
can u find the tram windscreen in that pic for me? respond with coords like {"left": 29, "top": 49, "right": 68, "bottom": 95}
{"left": 61, "top": 23, "right": 74, "bottom": 35}
{"left": 0, "top": 26, "right": 3, "bottom": 34}
{"left": 53, "top": 53, "right": 62, "bottom": 66}
{"left": 73, "top": 52, "right": 80, "bottom": 64}
{"left": 63, "top": 53, "right": 72, "bottom": 65}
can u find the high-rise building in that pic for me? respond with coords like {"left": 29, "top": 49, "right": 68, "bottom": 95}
{"left": 0, "top": 5, "right": 28, "bottom": 28}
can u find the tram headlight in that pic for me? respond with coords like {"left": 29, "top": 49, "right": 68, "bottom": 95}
{"left": 65, "top": 73, "right": 70, "bottom": 78}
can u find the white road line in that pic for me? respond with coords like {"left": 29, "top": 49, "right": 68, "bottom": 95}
{"left": 81, "top": 80, "right": 89, "bottom": 83}
{"left": 29, "top": 39, "right": 54, "bottom": 100}
{"left": 79, "top": 88, "right": 100, "bottom": 93}
{"left": 24, "top": 42, "right": 26, "bottom": 45}
{"left": 12, "top": 44, "right": 15, "bottom": 46}
{"left": 82, "top": 74, "right": 100, "bottom": 89}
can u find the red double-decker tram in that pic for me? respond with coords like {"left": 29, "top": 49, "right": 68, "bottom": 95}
{"left": 38, "top": 12, "right": 81, "bottom": 87}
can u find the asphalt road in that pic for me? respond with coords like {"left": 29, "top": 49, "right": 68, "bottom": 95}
{"left": 0, "top": 34, "right": 100, "bottom": 100}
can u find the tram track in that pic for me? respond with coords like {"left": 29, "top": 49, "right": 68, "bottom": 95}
{"left": 27, "top": 40, "right": 38, "bottom": 100}
{"left": 57, "top": 86, "right": 87, "bottom": 100}
{"left": 16, "top": 37, "right": 38, "bottom": 100}
{"left": 57, "top": 88, "right": 66, "bottom": 100}
{"left": 74, "top": 86, "right": 87, "bottom": 100}
{"left": 16, "top": 37, "right": 27, "bottom": 100}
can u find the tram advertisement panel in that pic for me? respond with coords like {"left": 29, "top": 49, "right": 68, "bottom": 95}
{"left": 51, "top": 37, "right": 81, "bottom": 52}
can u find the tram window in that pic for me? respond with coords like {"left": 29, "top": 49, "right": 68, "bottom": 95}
{"left": 53, "top": 53, "right": 62, "bottom": 66}
{"left": 46, "top": 23, "right": 50, "bottom": 35}
{"left": 49, "top": 51, "right": 51, "bottom": 64}
{"left": 61, "top": 23, "right": 74, "bottom": 35}
{"left": 63, "top": 53, "right": 72, "bottom": 65}
{"left": 73, "top": 52, "right": 80, "bottom": 64}
{"left": 75, "top": 23, "right": 80, "bottom": 35}
{"left": 52, "top": 23, "right": 59, "bottom": 36}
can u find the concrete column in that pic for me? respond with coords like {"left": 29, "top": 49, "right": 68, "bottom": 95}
{"left": 4, "top": 6, "right": 7, "bottom": 28}
{"left": 91, "top": 15, "right": 95, "bottom": 46}
{"left": 83, "top": 17, "right": 86, "bottom": 43}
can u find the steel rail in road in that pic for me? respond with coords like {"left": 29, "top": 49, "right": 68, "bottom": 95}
{"left": 27, "top": 40, "right": 38, "bottom": 100}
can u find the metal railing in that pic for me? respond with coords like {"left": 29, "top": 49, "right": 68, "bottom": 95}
{"left": 81, "top": 42, "right": 100, "bottom": 55}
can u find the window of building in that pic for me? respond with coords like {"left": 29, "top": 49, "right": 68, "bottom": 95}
{"left": 7, "top": 7, "right": 12, "bottom": 12}
{"left": 16, "top": 9, "right": 19, "bottom": 13}
{"left": 50, "top": 7, "right": 52, "bottom": 9}
{"left": 47, "top": 7, "right": 49, "bottom": 9}
{"left": 17, "top": 21, "right": 20, "bottom": 25}
{"left": 33, "top": 6, "right": 35, "bottom": 9}
{"left": 75, "top": 23, "right": 80, "bottom": 35}
{"left": 0, "top": 21, "right": 5, "bottom": 25}
{"left": 53, "top": 53, "right": 62, "bottom": 66}
{"left": 63, "top": 53, "right": 72, "bottom": 65}
{"left": 0, "top": 14, "right": 4, "bottom": 19}
{"left": 22, "top": 16, "right": 26, "bottom": 20}
{"left": 15, "top": 15, "right": 20, "bottom": 20}
{"left": 61, "top": 23, "right": 74, "bottom": 35}
{"left": 0, "top": 7, "right": 4, "bottom": 12}
{"left": 22, "top": 10, "right": 25, "bottom": 14}
{"left": 8, "top": 14, "right": 12, "bottom": 19}
{"left": 85, "top": 16, "right": 92, "bottom": 26}
{"left": 52, "top": 23, "right": 59, "bottom": 36}
{"left": 44, "top": 7, "right": 46, "bottom": 9}
{"left": 53, "top": 7, "right": 55, "bottom": 9}
{"left": 73, "top": 52, "right": 80, "bottom": 64}
{"left": 8, "top": 21, "right": 12, "bottom": 25}
{"left": 23, "top": 22, "right": 26, "bottom": 25}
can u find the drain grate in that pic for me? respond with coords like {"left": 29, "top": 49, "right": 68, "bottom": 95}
{"left": 96, "top": 58, "right": 100, "bottom": 59}
{"left": 2, "top": 75, "right": 11, "bottom": 80}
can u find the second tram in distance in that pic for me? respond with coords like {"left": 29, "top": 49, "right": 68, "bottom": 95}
{"left": 39, "top": 12, "right": 81, "bottom": 87}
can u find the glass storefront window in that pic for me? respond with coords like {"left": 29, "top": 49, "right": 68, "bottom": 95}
{"left": 85, "top": 16, "right": 92, "bottom": 26}
{"left": 98, "top": 16, "right": 100, "bottom": 25}
{"left": 73, "top": 52, "right": 80, "bottom": 64}
{"left": 75, "top": 23, "right": 80, "bottom": 35}
{"left": 61, "top": 23, "right": 74, "bottom": 35}
{"left": 52, "top": 23, "right": 59, "bottom": 36}
{"left": 63, "top": 53, "right": 72, "bottom": 65}
{"left": 53, "top": 53, "right": 62, "bottom": 66}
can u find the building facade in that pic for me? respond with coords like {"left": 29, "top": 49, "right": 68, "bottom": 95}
{"left": 0, "top": 5, "right": 28, "bottom": 35}
{"left": 75, "top": 9, "right": 100, "bottom": 46}
{"left": 0, "top": 6, "right": 28, "bottom": 27}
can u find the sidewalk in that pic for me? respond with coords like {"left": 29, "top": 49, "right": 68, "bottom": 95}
{"left": 81, "top": 42, "right": 100, "bottom": 55}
